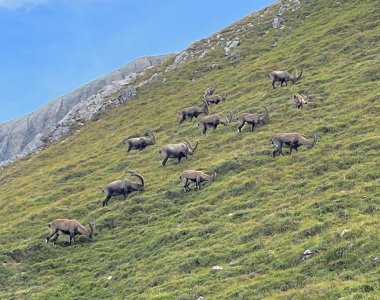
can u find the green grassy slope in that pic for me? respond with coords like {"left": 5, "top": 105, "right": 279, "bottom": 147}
{"left": 1, "top": 0, "right": 379, "bottom": 299}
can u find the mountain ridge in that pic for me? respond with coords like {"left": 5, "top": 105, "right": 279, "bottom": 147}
{"left": 0, "top": 54, "right": 172, "bottom": 166}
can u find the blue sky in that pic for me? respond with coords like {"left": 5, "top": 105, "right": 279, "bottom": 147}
{"left": 0, "top": 0, "right": 274, "bottom": 123}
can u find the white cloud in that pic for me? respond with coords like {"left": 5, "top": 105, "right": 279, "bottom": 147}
{"left": 0, "top": 0, "right": 49, "bottom": 9}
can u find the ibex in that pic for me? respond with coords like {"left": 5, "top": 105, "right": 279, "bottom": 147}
{"left": 198, "top": 113, "right": 232, "bottom": 134}
{"left": 179, "top": 100, "right": 209, "bottom": 124}
{"left": 102, "top": 173, "right": 145, "bottom": 206}
{"left": 124, "top": 130, "right": 156, "bottom": 152}
{"left": 236, "top": 106, "right": 269, "bottom": 133}
{"left": 204, "top": 92, "right": 227, "bottom": 105}
{"left": 159, "top": 139, "right": 198, "bottom": 166}
{"left": 268, "top": 69, "right": 303, "bottom": 89}
{"left": 46, "top": 219, "right": 95, "bottom": 245}
{"left": 272, "top": 132, "right": 317, "bottom": 157}
{"left": 204, "top": 82, "right": 217, "bottom": 97}
{"left": 179, "top": 170, "right": 217, "bottom": 192}
{"left": 293, "top": 93, "right": 309, "bottom": 109}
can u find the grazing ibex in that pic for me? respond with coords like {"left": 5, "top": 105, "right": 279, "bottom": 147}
{"left": 102, "top": 173, "right": 145, "bottom": 206}
{"left": 179, "top": 100, "right": 209, "bottom": 124}
{"left": 204, "top": 92, "right": 227, "bottom": 105}
{"left": 198, "top": 113, "right": 232, "bottom": 134}
{"left": 124, "top": 130, "right": 156, "bottom": 152}
{"left": 204, "top": 82, "right": 217, "bottom": 97}
{"left": 293, "top": 93, "right": 309, "bottom": 109}
{"left": 268, "top": 69, "right": 303, "bottom": 89}
{"left": 236, "top": 106, "right": 269, "bottom": 133}
{"left": 46, "top": 219, "right": 94, "bottom": 245}
{"left": 159, "top": 139, "right": 198, "bottom": 166}
{"left": 272, "top": 132, "right": 317, "bottom": 157}
{"left": 180, "top": 170, "right": 217, "bottom": 192}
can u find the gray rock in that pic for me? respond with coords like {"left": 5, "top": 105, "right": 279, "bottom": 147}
{"left": 272, "top": 16, "right": 282, "bottom": 28}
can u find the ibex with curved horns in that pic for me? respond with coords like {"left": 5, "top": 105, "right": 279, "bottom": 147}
{"left": 293, "top": 93, "right": 309, "bottom": 109}
{"left": 198, "top": 113, "right": 232, "bottom": 134}
{"left": 124, "top": 130, "right": 156, "bottom": 152}
{"left": 159, "top": 140, "right": 198, "bottom": 166}
{"left": 102, "top": 172, "right": 145, "bottom": 206}
{"left": 179, "top": 100, "right": 209, "bottom": 124}
{"left": 204, "top": 82, "right": 218, "bottom": 97}
{"left": 272, "top": 132, "right": 317, "bottom": 157}
{"left": 236, "top": 106, "right": 269, "bottom": 133}
{"left": 268, "top": 69, "right": 303, "bottom": 89}
{"left": 204, "top": 92, "right": 227, "bottom": 105}
{"left": 46, "top": 219, "right": 95, "bottom": 245}
{"left": 180, "top": 170, "right": 217, "bottom": 192}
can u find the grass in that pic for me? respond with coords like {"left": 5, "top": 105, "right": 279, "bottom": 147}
{"left": 0, "top": 0, "right": 379, "bottom": 299}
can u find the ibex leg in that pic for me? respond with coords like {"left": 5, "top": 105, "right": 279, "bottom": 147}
{"left": 102, "top": 194, "right": 111, "bottom": 206}
{"left": 162, "top": 157, "right": 169, "bottom": 166}
{"left": 46, "top": 230, "right": 58, "bottom": 243}
{"left": 238, "top": 121, "right": 245, "bottom": 133}
{"left": 52, "top": 233, "right": 60, "bottom": 245}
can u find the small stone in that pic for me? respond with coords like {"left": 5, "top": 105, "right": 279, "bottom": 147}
{"left": 212, "top": 265, "right": 223, "bottom": 270}
{"left": 304, "top": 249, "right": 313, "bottom": 256}
{"left": 107, "top": 276, "right": 113, "bottom": 280}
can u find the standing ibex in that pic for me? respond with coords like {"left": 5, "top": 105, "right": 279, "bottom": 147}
{"left": 159, "top": 140, "right": 198, "bottom": 166}
{"left": 204, "top": 92, "right": 227, "bottom": 105}
{"left": 179, "top": 100, "right": 209, "bottom": 124}
{"left": 46, "top": 219, "right": 95, "bottom": 245}
{"left": 236, "top": 106, "right": 269, "bottom": 133}
{"left": 272, "top": 132, "right": 317, "bottom": 157}
{"left": 293, "top": 93, "right": 309, "bottom": 109}
{"left": 179, "top": 170, "right": 217, "bottom": 192}
{"left": 124, "top": 130, "right": 156, "bottom": 152}
{"left": 102, "top": 173, "right": 145, "bottom": 206}
{"left": 268, "top": 69, "right": 303, "bottom": 89}
{"left": 204, "top": 83, "right": 217, "bottom": 97}
{"left": 198, "top": 113, "right": 232, "bottom": 134}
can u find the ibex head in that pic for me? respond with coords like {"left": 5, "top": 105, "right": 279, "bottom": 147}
{"left": 184, "top": 139, "right": 198, "bottom": 155}
{"left": 307, "top": 132, "right": 317, "bottom": 149}
{"left": 291, "top": 68, "right": 303, "bottom": 84}
{"left": 146, "top": 130, "right": 156, "bottom": 145}
{"left": 220, "top": 112, "right": 232, "bottom": 125}
{"left": 202, "top": 99, "right": 209, "bottom": 115}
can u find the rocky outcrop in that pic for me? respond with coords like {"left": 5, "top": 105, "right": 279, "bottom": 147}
{"left": 0, "top": 55, "right": 171, "bottom": 166}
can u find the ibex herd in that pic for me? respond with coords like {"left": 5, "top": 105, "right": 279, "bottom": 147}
{"left": 47, "top": 67, "right": 320, "bottom": 246}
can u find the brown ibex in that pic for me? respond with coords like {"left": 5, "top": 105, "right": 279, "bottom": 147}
{"left": 293, "top": 93, "right": 309, "bottom": 109}
{"left": 204, "top": 92, "right": 227, "bottom": 105}
{"left": 272, "top": 132, "right": 317, "bottom": 157}
{"left": 198, "top": 113, "right": 232, "bottom": 134}
{"left": 268, "top": 69, "right": 303, "bottom": 89}
{"left": 46, "top": 219, "right": 95, "bottom": 245}
{"left": 179, "top": 170, "right": 217, "bottom": 192}
{"left": 124, "top": 130, "right": 156, "bottom": 152}
{"left": 179, "top": 100, "right": 209, "bottom": 124}
{"left": 204, "top": 82, "right": 217, "bottom": 97}
{"left": 159, "top": 139, "right": 198, "bottom": 166}
{"left": 236, "top": 106, "right": 269, "bottom": 133}
{"left": 102, "top": 173, "right": 145, "bottom": 206}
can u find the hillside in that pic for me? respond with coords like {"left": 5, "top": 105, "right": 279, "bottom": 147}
{"left": 0, "top": 0, "right": 379, "bottom": 299}
{"left": 0, "top": 54, "right": 171, "bottom": 167}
